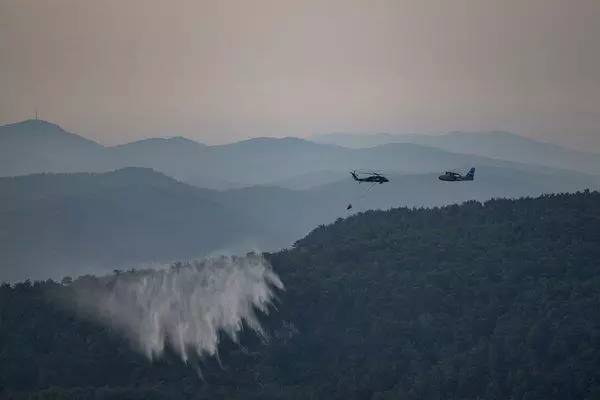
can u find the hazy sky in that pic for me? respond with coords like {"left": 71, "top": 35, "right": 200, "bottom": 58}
{"left": 1, "top": 0, "right": 599, "bottom": 149}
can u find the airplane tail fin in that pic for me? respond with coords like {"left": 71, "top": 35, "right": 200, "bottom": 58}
{"left": 466, "top": 167, "right": 475, "bottom": 180}
{"left": 350, "top": 171, "right": 359, "bottom": 181}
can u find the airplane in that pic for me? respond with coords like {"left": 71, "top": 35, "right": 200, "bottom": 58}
{"left": 439, "top": 167, "right": 476, "bottom": 182}
{"left": 350, "top": 170, "right": 389, "bottom": 184}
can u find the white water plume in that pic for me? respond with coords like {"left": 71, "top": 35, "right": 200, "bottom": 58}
{"left": 73, "top": 254, "right": 283, "bottom": 362}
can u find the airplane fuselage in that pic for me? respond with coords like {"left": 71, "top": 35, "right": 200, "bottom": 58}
{"left": 439, "top": 168, "right": 475, "bottom": 182}
{"left": 438, "top": 173, "right": 473, "bottom": 182}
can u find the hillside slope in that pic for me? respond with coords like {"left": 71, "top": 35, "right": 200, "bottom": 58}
{"left": 1, "top": 192, "right": 600, "bottom": 399}
{"left": 0, "top": 168, "right": 276, "bottom": 281}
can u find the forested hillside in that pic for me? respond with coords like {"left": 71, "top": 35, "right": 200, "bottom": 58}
{"left": 2, "top": 192, "right": 600, "bottom": 399}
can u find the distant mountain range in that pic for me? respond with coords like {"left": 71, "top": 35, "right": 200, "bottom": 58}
{"left": 312, "top": 131, "right": 600, "bottom": 175}
{"left": 2, "top": 119, "right": 600, "bottom": 281}
{"left": 1, "top": 166, "right": 598, "bottom": 281}
{"left": 3, "top": 120, "right": 600, "bottom": 190}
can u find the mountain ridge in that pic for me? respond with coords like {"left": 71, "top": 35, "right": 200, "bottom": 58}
{"left": 3, "top": 119, "right": 600, "bottom": 190}
{"left": 0, "top": 167, "right": 280, "bottom": 282}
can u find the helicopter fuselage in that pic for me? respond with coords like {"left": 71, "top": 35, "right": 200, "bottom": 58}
{"left": 356, "top": 175, "right": 389, "bottom": 183}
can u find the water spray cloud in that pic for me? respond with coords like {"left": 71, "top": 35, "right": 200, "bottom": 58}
{"left": 74, "top": 254, "right": 283, "bottom": 362}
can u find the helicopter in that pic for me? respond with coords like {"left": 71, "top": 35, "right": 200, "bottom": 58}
{"left": 439, "top": 167, "right": 476, "bottom": 182}
{"left": 346, "top": 170, "right": 389, "bottom": 210}
{"left": 350, "top": 170, "right": 389, "bottom": 184}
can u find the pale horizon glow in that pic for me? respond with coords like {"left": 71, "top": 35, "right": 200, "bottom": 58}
{"left": 1, "top": 0, "right": 599, "bottom": 150}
